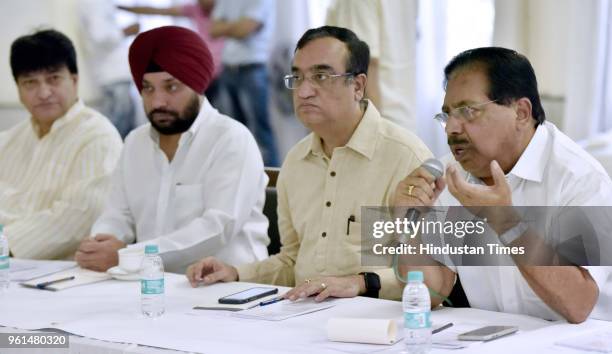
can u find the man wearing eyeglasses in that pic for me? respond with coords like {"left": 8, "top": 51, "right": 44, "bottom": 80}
{"left": 186, "top": 26, "right": 432, "bottom": 301}
{"left": 395, "top": 47, "right": 612, "bottom": 323}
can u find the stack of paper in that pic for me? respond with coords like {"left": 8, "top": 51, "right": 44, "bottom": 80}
{"left": 20, "top": 267, "right": 111, "bottom": 291}
{"left": 431, "top": 324, "right": 483, "bottom": 349}
{"left": 193, "top": 294, "right": 280, "bottom": 311}
{"left": 191, "top": 282, "right": 282, "bottom": 311}
{"left": 10, "top": 259, "right": 76, "bottom": 281}
{"left": 232, "top": 298, "right": 339, "bottom": 321}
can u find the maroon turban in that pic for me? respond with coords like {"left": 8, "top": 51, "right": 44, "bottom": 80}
{"left": 129, "top": 26, "right": 214, "bottom": 94}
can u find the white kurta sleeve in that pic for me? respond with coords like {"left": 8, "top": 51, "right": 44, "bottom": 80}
{"left": 9, "top": 135, "right": 122, "bottom": 259}
{"left": 91, "top": 148, "right": 137, "bottom": 244}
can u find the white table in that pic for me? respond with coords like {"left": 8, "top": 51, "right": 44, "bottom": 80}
{"left": 1, "top": 271, "right": 610, "bottom": 354}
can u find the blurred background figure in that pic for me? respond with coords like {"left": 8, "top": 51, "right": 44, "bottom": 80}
{"left": 78, "top": 0, "right": 140, "bottom": 139}
{"left": 3, "top": 0, "right": 612, "bottom": 177}
{"left": 210, "top": 0, "right": 280, "bottom": 167}
{"left": 326, "top": 0, "right": 418, "bottom": 131}
{"left": 117, "top": 0, "right": 225, "bottom": 108}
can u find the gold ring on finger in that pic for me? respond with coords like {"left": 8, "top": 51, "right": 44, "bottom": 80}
{"left": 408, "top": 185, "right": 415, "bottom": 196}
{"left": 320, "top": 282, "right": 327, "bottom": 290}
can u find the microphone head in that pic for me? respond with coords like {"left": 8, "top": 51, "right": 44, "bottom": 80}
{"left": 422, "top": 158, "right": 444, "bottom": 179}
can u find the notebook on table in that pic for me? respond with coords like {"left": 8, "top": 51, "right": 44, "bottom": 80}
{"left": 20, "top": 267, "right": 111, "bottom": 291}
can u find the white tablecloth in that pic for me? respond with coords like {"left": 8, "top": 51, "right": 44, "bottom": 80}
{"left": 1, "top": 271, "right": 610, "bottom": 354}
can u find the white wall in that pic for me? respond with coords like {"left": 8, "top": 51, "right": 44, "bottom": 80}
{"left": 0, "top": 0, "right": 100, "bottom": 108}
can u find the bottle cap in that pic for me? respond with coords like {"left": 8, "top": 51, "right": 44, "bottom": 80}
{"left": 144, "top": 244, "right": 159, "bottom": 254}
{"left": 407, "top": 271, "right": 424, "bottom": 282}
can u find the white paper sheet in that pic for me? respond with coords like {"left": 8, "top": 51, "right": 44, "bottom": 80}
{"left": 555, "top": 330, "right": 612, "bottom": 353}
{"left": 232, "top": 297, "right": 340, "bottom": 321}
{"left": 190, "top": 282, "right": 282, "bottom": 311}
{"left": 20, "top": 267, "right": 111, "bottom": 290}
{"left": 327, "top": 318, "right": 398, "bottom": 345}
{"left": 431, "top": 323, "right": 482, "bottom": 349}
{"left": 9, "top": 259, "right": 76, "bottom": 281}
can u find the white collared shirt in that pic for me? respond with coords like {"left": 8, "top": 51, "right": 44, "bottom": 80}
{"left": 92, "top": 99, "right": 269, "bottom": 273}
{"left": 439, "top": 122, "right": 612, "bottom": 320}
{"left": 236, "top": 101, "right": 434, "bottom": 300}
{"left": 0, "top": 100, "right": 122, "bottom": 260}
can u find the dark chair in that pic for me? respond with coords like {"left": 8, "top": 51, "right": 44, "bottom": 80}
{"left": 264, "top": 168, "right": 281, "bottom": 255}
{"left": 446, "top": 275, "right": 470, "bottom": 308}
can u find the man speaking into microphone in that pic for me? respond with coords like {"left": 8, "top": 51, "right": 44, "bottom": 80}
{"left": 395, "top": 47, "right": 612, "bottom": 323}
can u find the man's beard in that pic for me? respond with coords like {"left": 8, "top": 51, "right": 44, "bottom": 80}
{"left": 147, "top": 95, "right": 201, "bottom": 135}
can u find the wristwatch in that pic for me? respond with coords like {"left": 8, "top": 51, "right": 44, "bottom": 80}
{"left": 359, "top": 272, "right": 381, "bottom": 298}
{"left": 498, "top": 221, "right": 528, "bottom": 246}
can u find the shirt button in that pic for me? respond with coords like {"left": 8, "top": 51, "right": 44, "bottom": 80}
{"left": 326, "top": 201, "right": 331, "bottom": 207}
{"left": 330, "top": 171, "right": 336, "bottom": 177}
{"left": 322, "top": 232, "right": 327, "bottom": 238}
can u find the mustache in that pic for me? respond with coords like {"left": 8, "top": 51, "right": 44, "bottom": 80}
{"left": 148, "top": 109, "right": 179, "bottom": 118}
{"left": 447, "top": 136, "right": 470, "bottom": 145}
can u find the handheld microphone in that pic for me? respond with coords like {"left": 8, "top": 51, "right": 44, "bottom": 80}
{"left": 404, "top": 158, "right": 444, "bottom": 222}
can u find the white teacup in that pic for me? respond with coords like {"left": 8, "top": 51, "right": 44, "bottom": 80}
{"left": 118, "top": 247, "right": 145, "bottom": 273}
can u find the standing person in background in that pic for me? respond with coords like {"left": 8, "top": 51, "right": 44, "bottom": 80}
{"left": 210, "top": 0, "right": 280, "bottom": 167}
{"left": 326, "top": 0, "right": 418, "bottom": 131}
{"left": 117, "top": 0, "right": 225, "bottom": 107}
{"left": 79, "top": 0, "right": 140, "bottom": 138}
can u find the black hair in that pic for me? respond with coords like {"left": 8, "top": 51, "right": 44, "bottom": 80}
{"left": 295, "top": 26, "right": 369, "bottom": 76}
{"left": 10, "top": 29, "right": 78, "bottom": 81}
{"left": 444, "top": 47, "right": 545, "bottom": 126}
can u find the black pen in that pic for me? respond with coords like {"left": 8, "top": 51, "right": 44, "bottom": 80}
{"left": 35, "top": 276, "right": 75, "bottom": 290}
{"left": 432, "top": 322, "right": 453, "bottom": 334}
{"left": 346, "top": 215, "right": 355, "bottom": 235}
{"left": 259, "top": 296, "right": 284, "bottom": 307}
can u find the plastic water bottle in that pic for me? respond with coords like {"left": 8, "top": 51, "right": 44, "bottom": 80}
{"left": 0, "top": 225, "right": 9, "bottom": 294}
{"left": 403, "top": 271, "right": 431, "bottom": 354}
{"left": 140, "top": 245, "right": 164, "bottom": 317}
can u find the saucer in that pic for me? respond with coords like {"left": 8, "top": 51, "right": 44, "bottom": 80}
{"left": 107, "top": 266, "right": 140, "bottom": 281}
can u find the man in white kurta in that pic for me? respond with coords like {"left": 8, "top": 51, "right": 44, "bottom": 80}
{"left": 395, "top": 47, "right": 612, "bottom": 323}
{"left": 436, "top": 121, "right": 612, "bottom": 321}
{"left": 76, "top": 26, "right": 269, "bottom": 273}
{"left": 2, "top": 29, "right": 122, "bottom": 260}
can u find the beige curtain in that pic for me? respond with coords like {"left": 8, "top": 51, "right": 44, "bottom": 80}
{"left": 564, "top": 0, "right": 612, "bottom": 140}
{"left": 493, "top": 0, "right": 571, "bottom": 127}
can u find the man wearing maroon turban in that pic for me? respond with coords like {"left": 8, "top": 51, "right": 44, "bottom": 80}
{"left": 76, "top": 26, "right": 270, "bottom": 273}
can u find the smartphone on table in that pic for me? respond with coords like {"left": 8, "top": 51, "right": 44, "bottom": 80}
{"left": 218, "top": 287, "right": 278, "bottom": 304}
{"left": 458, "top": 326, "right": 518, "bottom": 341}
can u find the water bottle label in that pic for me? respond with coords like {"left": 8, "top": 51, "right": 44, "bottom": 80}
{"left": 141, "top": 279, "right": 164, "bottom": 295}
{"left": 0, "top": 255, "right": 8, "bottom": 270}
{"left": 404, "top": 311, "right": 431, "bottom": 329}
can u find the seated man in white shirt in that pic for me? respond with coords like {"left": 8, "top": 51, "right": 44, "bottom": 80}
{"left": 75, "top": 26, "right": 269, "bottom": 273}
{"left": 395, "top": 47, "right": 612, "bottom": 323}
{"left": 1, "top": 29, "right": 122, "bottom": 260}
